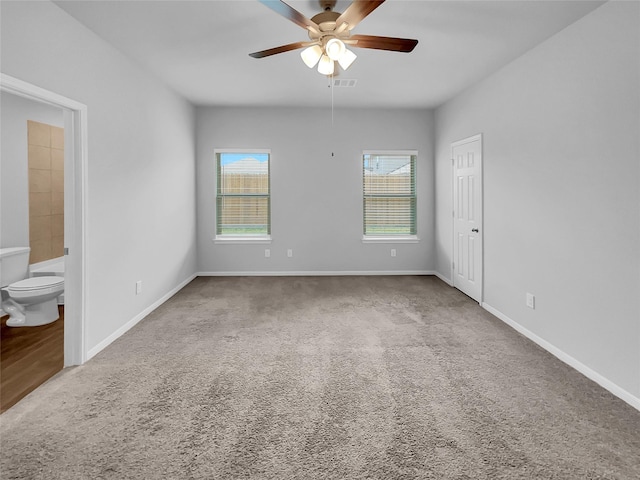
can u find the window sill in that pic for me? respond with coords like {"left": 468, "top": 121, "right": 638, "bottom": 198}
{"left": 362, "top": 235, "right": 420, "bottom": 244}
{"left": 214, "top": 235, "right": 272, "bottom": 245}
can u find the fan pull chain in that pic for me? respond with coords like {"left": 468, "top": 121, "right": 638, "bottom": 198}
{"left": 329, "top": 73, "right": 335, "bottom": 156}
{"left": 331, "top": 73, "right": 334, "bottom": 128}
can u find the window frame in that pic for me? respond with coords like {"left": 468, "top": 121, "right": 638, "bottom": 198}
{"left": 362, "top": 150, "right": 419, "bottom": 244}
{"left": 214, "top": 149, "right": 272, "bottom": 244}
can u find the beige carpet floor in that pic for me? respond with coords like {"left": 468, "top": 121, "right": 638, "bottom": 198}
{"left": 1, "top": 276, "right": 639, "bottom": 479}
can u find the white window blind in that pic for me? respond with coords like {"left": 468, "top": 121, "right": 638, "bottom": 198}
{"left": 216, "top": 151, "right": 270, "bottom": 236}
{"left": 363, "top": 152, "right": 417, "bottom": 236}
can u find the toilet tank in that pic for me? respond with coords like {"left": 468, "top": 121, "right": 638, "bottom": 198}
{"left": 0, "top": 247, "right": 31, "bottom": 287}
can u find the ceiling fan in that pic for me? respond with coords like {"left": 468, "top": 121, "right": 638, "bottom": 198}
{"left": 249, "top": 0, "right": 418, "bottom": 76}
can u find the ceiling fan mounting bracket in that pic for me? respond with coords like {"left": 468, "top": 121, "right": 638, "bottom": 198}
{"left": 319, "top": 0, "right": 337, "bottom": 12}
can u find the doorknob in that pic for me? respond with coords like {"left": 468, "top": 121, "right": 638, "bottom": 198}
{"left": 471, "top": 228, "right": 479, "bottom": 233}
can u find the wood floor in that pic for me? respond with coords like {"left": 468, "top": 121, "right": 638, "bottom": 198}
{"left": 0, "top": 306, "right": 64, "bottom": 413}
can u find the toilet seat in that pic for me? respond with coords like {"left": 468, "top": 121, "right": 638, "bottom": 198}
{"left": 7, "top": 276, "right": 64, "bottom": 296}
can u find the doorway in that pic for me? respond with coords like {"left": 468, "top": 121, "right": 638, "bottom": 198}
{"left": 1, "top": 73, "right": 87, "bottom": 367}
{"left": 451, "top": 134, "right": 483, "bottom": 302}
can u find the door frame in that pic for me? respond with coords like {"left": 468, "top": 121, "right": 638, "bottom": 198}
{"left": 451, "top": 133, "right": 483, "bottom": 303}
{"left": 1, "top": 73, "right": 88, "bottom": 365}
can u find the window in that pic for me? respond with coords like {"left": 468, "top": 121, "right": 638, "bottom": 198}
{"left": 363, "top": 151, "right": 417, "bottom": 239}
{"left": 216, "top": 150, "right": 270, "bottom": 240}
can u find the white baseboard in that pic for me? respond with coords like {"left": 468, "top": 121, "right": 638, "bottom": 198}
{"left": 433, "top": 271, "right": 453, "bottom": 286}
{"left": 86, "top": 273, "right": 197, "bottom": 361}
{"left": 197, "top": 270, "right": 434, "bottom": 277}
{"left": 482, "top": 302, "right": 640, "bottom": 412}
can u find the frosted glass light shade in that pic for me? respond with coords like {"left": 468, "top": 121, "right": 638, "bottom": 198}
{"left": 325, "top": 38, "right": 346, "bottom": 61}
{"left": 317, "top": 55, "right": 335, "bottom": 75}
{"left": 338, "top": 48, "right": 357, "bottom": 70}
{"left": 300, "top": 45, "right": 323, "bottom": 68}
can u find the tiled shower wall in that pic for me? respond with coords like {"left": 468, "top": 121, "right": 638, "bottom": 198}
{"left": 27, "top": 120, "right": 64, "bottom": 264}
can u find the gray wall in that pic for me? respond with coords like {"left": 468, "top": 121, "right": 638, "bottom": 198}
{"left": 434, "top": 1, "right": 640, "bottom": 399}
{"left": 196, "top": 106, "right": 434, "bottom": 274}
{"left": 1, "top": 1, "right": 197, "bottom": 354}
{"left": 1, "top": 92, "right": 63, "bottom": 248}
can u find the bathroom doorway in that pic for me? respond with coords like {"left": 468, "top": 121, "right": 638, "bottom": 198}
{"left": 1, "top": 74, "right": 87, "bottom": 374}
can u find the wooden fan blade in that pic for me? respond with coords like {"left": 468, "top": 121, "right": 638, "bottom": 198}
{"left": 258, "top": 0, "right": 319, "bottom": 31}
{"left": 335, "top": 1, "right": 385, "bottom": 31}
{"left": 350, "top": 34, "right": 418, "bottom": 53}
{"left": 249, "top": 41, "right": 308, "bottom": 59}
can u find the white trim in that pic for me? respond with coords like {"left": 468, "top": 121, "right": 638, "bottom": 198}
{"left": 213, "top": 235, "right": 272, "bottom": 244}
{"left": 451, "top": 134, "right": 482, "bottom": 148}
{"left": 433, "top": 271, "right": 453, "bottom": 286}
{"left": 482, "top": 302, "right": 640, "bottom": 412}
{"left": 86, "top": 274, "right": 197, "bottom": 361}
{"left": 198, "top": 270, "right": 434, "bottom": 277}
{"left": 362, "top": 236, "right": 420, "bottom": 244}
{"left": 363, "top": 149, "right": 418, "bottom": 156}
{"left": 214, "top": 148, "right": 271, "bottom": 154}
{"left": 1, "top": 73, "right": 88, "bottom": 366}
{"left": 1, "top": 74, "right": 86, "bottom": 111}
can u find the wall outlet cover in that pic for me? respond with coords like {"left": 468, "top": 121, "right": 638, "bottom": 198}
{"left": 526, "top": 293, "right": 535, "bottom": 309}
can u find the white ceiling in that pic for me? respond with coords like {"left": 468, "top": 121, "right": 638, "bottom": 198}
{"left": 54, "top": 0, "right": 605, "bottom": 109}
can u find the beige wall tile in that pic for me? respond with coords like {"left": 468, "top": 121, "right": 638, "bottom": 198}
{"left": 27, "top": 120, "right": 50, "bottom": 147}
{"left": 52, "top": 214, "right": 64, "bottom": 237}
{"left": 30, "top": 240, "right": 52, "bottom": 264}
{"left": 28, "top": 145, "right": 51, "bottom": 169}
{"left": 51, "top": 191, "right": 64, "bottom": 215}
{"left": 29, "top": 169, "right": 51, "bottom": 193}
{"left": 51, "top": 148, "right": 64, "bottom": 171}
{"left": 51, "top": 126, "right": 64, "bottom": 150}
{"left": 52, "top": 236, "right": 65, "bottom": 258}
{"left": 29, "top": 215, "right": 52, "bottom": 243}
{"left": 51, "top": 170, "right": 64, "bottom": 193}
{"left": 29, "top": 192, "right": 52, "bottom": 217}
{"left": 26, "top": 122, "right": 64, "bottom": 265}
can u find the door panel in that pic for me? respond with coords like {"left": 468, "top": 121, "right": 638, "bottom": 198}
{"left": 452, "top": 135, "right": 483, "bottom": 302}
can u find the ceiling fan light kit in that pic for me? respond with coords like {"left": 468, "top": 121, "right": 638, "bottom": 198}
{"left": 325, "top": 38, "right": 346, "bottom": 60}
{"left": 250, "top": 0, "right": 418, "bottom": 76}
{"left": 301, "top": 38, "right": 357, "bottom": 74}
{"left": 301, "top": 45, "right": 323, "bottom": 68}
{"left": 337, "top": 48, "right": 357, "bottom": 70}
{"left": 317, "top": 54, "right": 335, "bottom": 75}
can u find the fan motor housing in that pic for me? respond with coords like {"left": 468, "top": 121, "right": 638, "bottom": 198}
{"left": 310, "top": 11, "right": 340, "bottom": 32}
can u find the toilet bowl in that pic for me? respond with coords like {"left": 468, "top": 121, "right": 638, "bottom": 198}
{"left": 2, "top": 277, "right": 64, "bottom": 327}
{"left": 0, "top": 247, "right": 65, "bottom": 327}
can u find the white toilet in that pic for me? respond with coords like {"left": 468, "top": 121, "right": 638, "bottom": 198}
{"left": 0, "top": 247, "right": 64, "bottom": 327}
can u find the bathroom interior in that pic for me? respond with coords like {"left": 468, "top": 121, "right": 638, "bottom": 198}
{"left": 0, "top": 91, "right": 66, "bottom": 412}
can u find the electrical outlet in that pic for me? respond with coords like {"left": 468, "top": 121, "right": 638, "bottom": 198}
{"left": 391, "top": 249, "right": 397, "bottom": 257}
{"left": 136, "top": 280, "right": 142, "bottom": 295}
{"left": 287, "top": 249, "right": 293, "bottom": 258}
{"left": 526, "top": 293, "right": 535, "bottom": 309}
{"left": 265, "top": 249, "right": 270, "bottom": 258}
